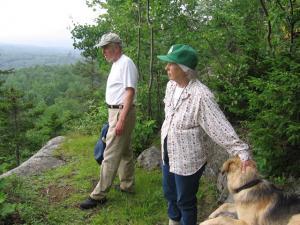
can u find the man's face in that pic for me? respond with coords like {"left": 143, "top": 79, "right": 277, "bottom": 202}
{"left": 102, "top": 43, "right": 119, "bottom": 63}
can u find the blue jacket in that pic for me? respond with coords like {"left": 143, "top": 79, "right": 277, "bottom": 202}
{"left": 94, "top": 123, "right": 109, "bottom": 165}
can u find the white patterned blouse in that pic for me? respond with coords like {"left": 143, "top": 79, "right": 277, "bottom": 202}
{"left": 161, "top": 79, "right": 250, "bottom": 176}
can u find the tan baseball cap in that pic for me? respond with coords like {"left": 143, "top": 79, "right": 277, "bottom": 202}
{"left": 95, "top": 32, "right": 122, "bottom": 48}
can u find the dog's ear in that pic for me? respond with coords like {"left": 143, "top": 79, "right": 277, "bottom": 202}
{"left": 221, "top": 157, "right": 240, "bottom": 175}
{"left": 221, "top": 159, "right": 232, "bottom": 175}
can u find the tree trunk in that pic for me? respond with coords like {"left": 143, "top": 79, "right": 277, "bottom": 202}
{"left": 259, "top": 0, "right": 273, "bottom": 51}
{"left": 147, "top": 0, "right": 154, "bottom": 118}
{"left": 11, "top": 90, "right": 20, "bottom": 166}
{"left": 155, "top": 71, "right": 162, "bottom": 124}
{"left": 137, "top": 0, "right": 142, "bottom": 80}
{"left": 288, "top": 0, "right": 295, "bottom": 54}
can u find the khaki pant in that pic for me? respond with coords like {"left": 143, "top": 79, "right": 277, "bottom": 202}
{"left": 90, "top": 107, "right": 136, "bottom": 200}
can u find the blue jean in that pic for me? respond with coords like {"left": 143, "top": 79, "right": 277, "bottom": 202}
{"left": 162, "top": 138, "right": 206, "bottom": 225}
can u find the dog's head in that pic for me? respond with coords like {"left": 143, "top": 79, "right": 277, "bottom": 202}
{"left": 221, "top": 157, "right": 258, "bottom": 193}
{"left": 221, "top": 156, "right": 257, "bottom": 174}
{"left": 221, "top": 157, "right": 240, "bottom": 175}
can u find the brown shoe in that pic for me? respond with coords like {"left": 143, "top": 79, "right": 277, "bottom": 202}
{"left": 79, "top": 197, "right": 107, "bottom": 210}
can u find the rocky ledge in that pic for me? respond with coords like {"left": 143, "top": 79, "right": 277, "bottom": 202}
{"left": 0, "top": 136, "right": 65, "bottom": 179}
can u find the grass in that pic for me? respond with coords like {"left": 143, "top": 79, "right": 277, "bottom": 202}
{"left": 2, "top": 134, "right": 218, "bottom": 225}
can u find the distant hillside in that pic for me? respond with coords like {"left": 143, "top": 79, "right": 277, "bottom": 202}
{"left": 0, "top": 43, "right": 82, "bottom": 69}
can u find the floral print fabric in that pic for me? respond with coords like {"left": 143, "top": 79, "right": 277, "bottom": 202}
{"left": 161, "top": 79, "right": 250, "bottom": 176}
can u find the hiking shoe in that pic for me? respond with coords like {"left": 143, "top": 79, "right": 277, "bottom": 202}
{"left": 114, "top": 184, "right": 135, "bottom": 194}
{"left": 169, "top": 219, "right": 180, "bottom": 225}
{"left": 79, "top": 197, "right": 107, "bottom": 210}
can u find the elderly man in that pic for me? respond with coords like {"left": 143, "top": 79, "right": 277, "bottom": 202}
{"left": 80, "top": 32, "right": 138, "bottom": 209}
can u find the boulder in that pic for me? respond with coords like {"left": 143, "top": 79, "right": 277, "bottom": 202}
{"left": 0, "top": 136, "right": 65, "bottom": 179}
{"left": 136, "top": 146, "right": 162, "bottom": 170}
{"left": 202, "top": 134, "right": 230, "bottom": 181}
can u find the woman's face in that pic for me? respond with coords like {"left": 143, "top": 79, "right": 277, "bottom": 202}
{"left": 165, "top": 63, "right": 186, "bottom": 82}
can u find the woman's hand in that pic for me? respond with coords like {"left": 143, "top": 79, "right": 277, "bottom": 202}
{"left": 241, "top": 160, "right": 251, "bottom": 173}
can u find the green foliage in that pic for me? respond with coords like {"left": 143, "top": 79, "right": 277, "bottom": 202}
{"left": 132, "top": 116, "right": 157, "bottom": 155}
{"left": 247, "top": 56, "right": 300, "bottom": 176}
{"left": 0, "top": 190, "right": 16, "bottom": 220}
{"left": 66, "top": 100, "right": 108, "bottom": 135}
{"left": 202, "top": 0, "right": 265, "bottom": 121}
{"left": 0, "top": 159, "right": 16, "bottom": 221}
{"left": 71, "top": 23, "right": 107, "bottom": 60}
{"left": 0, "top": 86, "right": 32, "bottom": 166}
{"left": 0, "top": 177, "right": 16, "bottom": 221}
{"left": 0, "top": 63, "right": 106, "bottom": 171}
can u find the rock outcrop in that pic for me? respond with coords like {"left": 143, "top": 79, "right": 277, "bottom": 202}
{"left": 136, "top": 146, "right": 162, "bottom": 170}
{"left": 0, "top": 136, "right": 65, "bottom": 179}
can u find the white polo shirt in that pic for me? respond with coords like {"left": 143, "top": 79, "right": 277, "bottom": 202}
{"left": 105, "top": 54, "right": 138, "bottom": 105}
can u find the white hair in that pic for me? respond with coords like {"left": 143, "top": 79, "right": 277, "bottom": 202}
{"left": 178, "top": 64, "right": 198, "bottom": 80}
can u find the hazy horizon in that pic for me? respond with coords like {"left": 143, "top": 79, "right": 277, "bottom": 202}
{"left": 0, "top": 39, "right": 76, "bottom": 49}
{"left": 0, "top": 41, "right": 78, "bottom": 50}
{"left": 0, "top": 0, "right": 102, "bottom": 48}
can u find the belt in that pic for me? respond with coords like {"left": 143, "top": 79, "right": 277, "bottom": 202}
{"left": 107, "top": 104, "right": 124, "bottom": 109}
{"left": 107, "top": 104, "right": 135, "bottom": 109}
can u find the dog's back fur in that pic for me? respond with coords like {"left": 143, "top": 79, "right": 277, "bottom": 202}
{"left": 264, "top": 187, "right": 300, "bottom": 224}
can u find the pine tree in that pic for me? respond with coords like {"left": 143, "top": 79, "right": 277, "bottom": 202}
{"left": 0, "top": 69, "right": 33, "bottom": 167}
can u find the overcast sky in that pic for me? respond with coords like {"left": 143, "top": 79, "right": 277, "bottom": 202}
{"left": 0, "top": 0, "right": 101, "bottom": 48}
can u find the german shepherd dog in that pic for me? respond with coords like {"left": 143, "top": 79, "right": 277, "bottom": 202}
{"left": 200, "top": 157, "right": 300, "bottom": 225}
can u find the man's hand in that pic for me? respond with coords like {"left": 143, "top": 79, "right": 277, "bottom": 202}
{"left": 115, "top": 87, "right": 135, "bottom": 136}
{"left": 115, "top": 119, "right": 125, "bottom": 136}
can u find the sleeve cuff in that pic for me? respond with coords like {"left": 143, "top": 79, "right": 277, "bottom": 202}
{"left": 238, "top": 151, "right": 250, "bottom": 161}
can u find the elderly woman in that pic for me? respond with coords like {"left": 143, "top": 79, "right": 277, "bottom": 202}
{"left": 157, "top": 44, "right": 251, "bottom": 225}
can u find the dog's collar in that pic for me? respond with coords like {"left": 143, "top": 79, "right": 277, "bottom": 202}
{"left": 234, "top": 179, "right": 262, "bottom": 193}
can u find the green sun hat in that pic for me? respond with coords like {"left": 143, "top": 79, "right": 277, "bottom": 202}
{"left": 157, "top": 44, "right": 198, "bottom": 70}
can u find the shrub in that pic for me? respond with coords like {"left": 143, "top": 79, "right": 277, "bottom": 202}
{"left": 247, "top": 56, "right": 300, "bottom": 176}
{"left": 0, "top": 166, "right": 16, "bottom": 221}
{"left": 66, "top": 99, "right": 108, "bottom": 135}
{"left": 132, "top": 115, "right": 157, "bottom": 155}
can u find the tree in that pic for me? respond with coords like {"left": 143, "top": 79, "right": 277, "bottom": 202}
{"left": 0, "top": 87, "right": 30, "bottom": 166}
